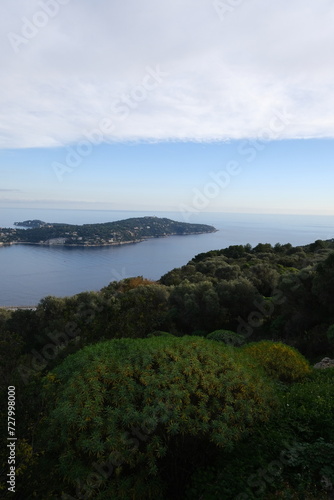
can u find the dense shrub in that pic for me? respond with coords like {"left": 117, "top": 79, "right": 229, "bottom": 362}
{"left": 282, "top": 369, "right": 334, "bottom": 441}
{"left": 186, "top": 369, "right": 334, "bottom": 500}
{"left": 4, "top": 239, "right": 334, "bottom": 498}
{"left": 39, "top": 336, "right": 277, "bottom": 499}
{"left": 242, "top": 341, "right": 312, "bottom": 383}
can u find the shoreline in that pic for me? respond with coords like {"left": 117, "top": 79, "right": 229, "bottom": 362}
{"left": 1, "top": 239, "right": 144, "bottom": 247}
{"left": 0, "top": 306, "right": 37, "bottom": 310}
{"left": 0, "top": 230, "right": 218, "bottom": 248}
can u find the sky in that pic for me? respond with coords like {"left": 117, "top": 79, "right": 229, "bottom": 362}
{"left": 1, "top": 0, "right": 334, "bottom": 215}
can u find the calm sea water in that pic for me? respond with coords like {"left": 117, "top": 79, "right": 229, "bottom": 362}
{"left": 1, "top": 208, "right": 334, "bottom": 306}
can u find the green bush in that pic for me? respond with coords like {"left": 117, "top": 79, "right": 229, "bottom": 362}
{"left": 186, "top": 369, "right": 334, "bottom": 499}
{"left": 282, "top": 369, "right": 334, "bottom": 441}
{"left": 242, "top": 341, "right": 312, "bottom": 383}
{"left": 39, "top": 336, "right": 277, "bottom": 499}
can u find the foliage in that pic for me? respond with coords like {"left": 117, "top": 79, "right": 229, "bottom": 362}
{"left": 103, "top": 283, "right": 170, "bottom": 339}
{"left": 185, "top": 369, "right": 334, "bottom": 499}
{"left": 39, "top": 336, "right": 276, "bottom": 498}
{"left": 206, "top": 329, "right": 245, "bottom": 346}
{"left": 0, "top": 330, "right": 24, "bottom": 388}
{"left": 185, "top": 438, "right": 334, "bottom": 500}
{"left": 242, "top": 341, "right": 312, "bottom": 383}
{"left": 281, "top": 369, "right": 334, "bottom": 441}
{"left": 0, "top": 217, "right": 216, "bottom": 245}
{"left": 313, "top": 252, "right": 334, "bottom": 317}
{"left": 327, "top": 324, "right": 334, "bottom": 349}
{"left": 244, "top": 263, "right": 280, "bottom": 296}
{"left": 3, "top": 239, "right": 334, "bottom": 498}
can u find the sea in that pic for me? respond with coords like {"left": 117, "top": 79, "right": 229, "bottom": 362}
{"left": 1, "top": 207, "right": 334, "bottom": 306}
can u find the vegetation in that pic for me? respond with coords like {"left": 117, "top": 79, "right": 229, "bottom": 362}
{"left": 0, "top": 216, "right": 216, "bottom": 246}
{"left": 1, "top": 237, "right": 334, "bottom": 498}
{"left": 38, "top": 336, "right": 276, "bottom": 499}
{"left": 14, "top": 219, "right": 47, "bottom": 228}
{"left": 242, "top": 341, "right": 312, "bottom": 383}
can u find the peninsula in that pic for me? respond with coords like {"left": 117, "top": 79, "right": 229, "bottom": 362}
{"left": 0, "top": 216, "right": 217, "bottom": 247}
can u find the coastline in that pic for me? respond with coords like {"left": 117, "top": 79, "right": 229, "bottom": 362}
{"left": 0, "top": 230, "right": 217, "bottom": 248}
{"left": 0, "top": 305, "right": 37, "bottom": 311}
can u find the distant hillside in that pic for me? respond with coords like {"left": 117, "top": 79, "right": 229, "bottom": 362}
{"left": 14, "top": 219, "right": 48, "bottom": 228}
{"left": 0, "top": 216, "right": 217, "bottom": 246}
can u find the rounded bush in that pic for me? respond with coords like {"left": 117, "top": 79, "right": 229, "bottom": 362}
{"left": 242, "top": 341, "right": 312, "bottom": 383}
{"left": 41, "top": 336, "right": 276, "bottom": 498}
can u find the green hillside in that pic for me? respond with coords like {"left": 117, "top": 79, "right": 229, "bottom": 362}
{"left": 0, "top": 216, "right": 216, "bottom": 246}
{"left": 1, "top": 238, "right": 334, "bottom": 499}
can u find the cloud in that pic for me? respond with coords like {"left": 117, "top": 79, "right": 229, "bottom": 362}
{"left": 0, "top": 189, "right": 21, "bottom": 192}
{"left": 1, "top": 0, "right": 334, "bottom": 148}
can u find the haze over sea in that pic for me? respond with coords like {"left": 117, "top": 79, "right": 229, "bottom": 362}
{"left": 0, "top": 207, "right": 334, "bottom": 306}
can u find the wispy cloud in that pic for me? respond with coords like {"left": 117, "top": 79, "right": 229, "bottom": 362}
{"left": 1, "top": 0, "right": 334, "bottom": 148}
{"left": 0, "top": 189, "right": 22, "bottom": 192}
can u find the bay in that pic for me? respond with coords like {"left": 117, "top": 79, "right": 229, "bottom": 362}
{"left": 0, "top": 208, "right": 334, "bottom": 306}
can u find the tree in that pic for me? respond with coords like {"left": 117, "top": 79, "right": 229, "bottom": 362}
{"left": 168, "top": 280, "right": 220, "bottom": 332}
{"left": 253, "top": 243, "right": 273, "bottom": 254}
{"left": 104, "top": 284, "right": 170, "bottom": 338}
{"left": 0, "top": 330, "right": 24, "bottom": 389}
{"left": 312, "top": 252, "right": 334, "bottom": 317}
{"left": 277, "top": 268, "right": 322, "bottom": 346}
{"left": 245, "top": 263, "right": 280, "bottom": 296}
{"left": 216, "top": 277, "right": 261, "bottom": 329}
{"left": 222, "top": 245, "right": 246, "bottom": 259}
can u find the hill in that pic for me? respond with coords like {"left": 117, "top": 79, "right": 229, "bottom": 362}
{"left": 0, "top": 216, "right": 217, "bottom": 246}
{"left": 1, "top": 237, "right": 334, "bottom": 499}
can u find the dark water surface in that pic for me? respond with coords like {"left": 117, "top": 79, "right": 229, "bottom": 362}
{"left": 1, "top": 208, "right": 333, "bottom": 306}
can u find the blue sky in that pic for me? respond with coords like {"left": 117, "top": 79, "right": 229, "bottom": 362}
{"left": 1, "top": 1, "right": 334, "bottom": 215}
{"left": 1, "top": 139, "right": 334, "bottom": 214}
